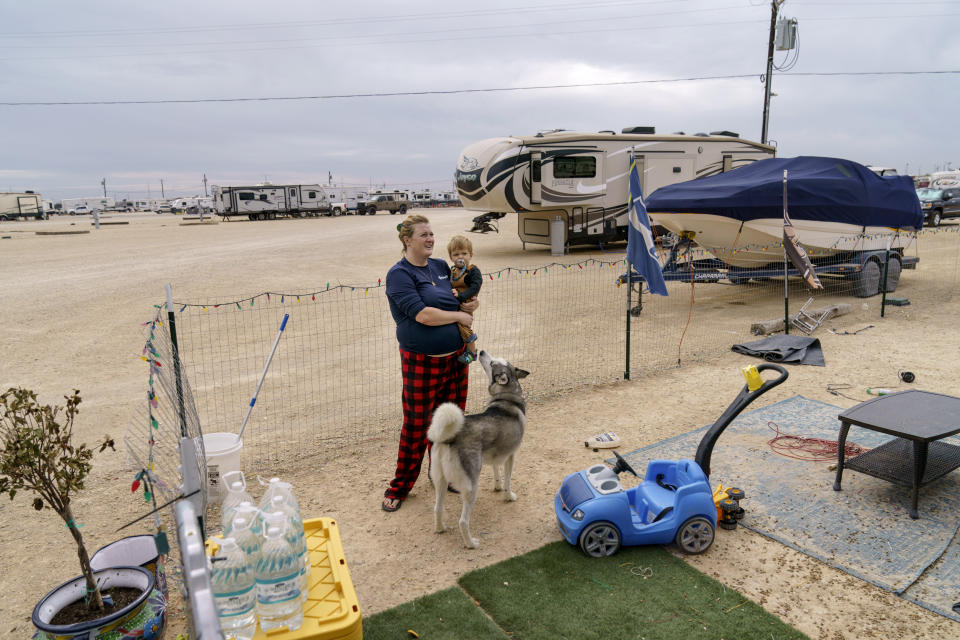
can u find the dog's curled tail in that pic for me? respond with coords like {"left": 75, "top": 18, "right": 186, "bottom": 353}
{"left": 427, "top": 402, "right": 465, "bottom": 444}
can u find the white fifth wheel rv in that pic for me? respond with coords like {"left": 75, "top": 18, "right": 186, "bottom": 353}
{"left": 455, "top": 127, "right": 775, "bottom": 248}
{"left": 1, "top": 191, "right": 44, "bottom": 220}
{"left": 211, "top": 184, "right": 330, "bottom": 220}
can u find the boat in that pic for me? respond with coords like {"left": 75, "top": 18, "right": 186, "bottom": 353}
{"left": 646, "top": 156, "right": 923, "bottom": 268}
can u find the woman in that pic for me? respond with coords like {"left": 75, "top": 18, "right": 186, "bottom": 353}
{"left": 382, "top": 215, "right": 478, "bottom": 512}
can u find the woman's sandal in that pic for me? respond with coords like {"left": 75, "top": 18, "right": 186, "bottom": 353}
{"left": 381, "top": 497, "right": 402, "bottom": 512}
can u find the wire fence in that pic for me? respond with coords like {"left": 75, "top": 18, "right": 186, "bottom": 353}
{"left": 135, "top": 227, "right": 960, "bottom": 476}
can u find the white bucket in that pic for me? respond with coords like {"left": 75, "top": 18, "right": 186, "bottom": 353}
{"left": 202, "top": 432, "right": 243, "bottom": 503}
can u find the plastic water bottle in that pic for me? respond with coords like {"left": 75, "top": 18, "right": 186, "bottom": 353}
{"left": 230, "top": 516, "right": 262, "bottom": 568}
{"left": 258, "top": 477, "right": 301, "bottom": 516}
{"left": 224, "top": 502, "right": 262, "bottom": 537}
{"left": 221, "top": 472, "right": 255, "bottom": 529}
{"left": 264, "top": 496, "right": 310, "bottom": 601}
{"left": 211, "top": 537, "right": 257, "bottom": 640}
{"left": 222, "top": 471, "right": 254, "bottom": 508}
{"left": 255, "top": 520, "right": 303, "bottom": 632}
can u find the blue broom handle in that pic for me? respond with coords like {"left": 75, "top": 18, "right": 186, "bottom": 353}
{"left": 236, "top": 313, "right": 289, "bottom": 441}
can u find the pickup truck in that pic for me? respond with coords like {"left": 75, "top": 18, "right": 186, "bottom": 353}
{"left": 916, "top": 187, "right": 960, "bottom": 227}
{"left": 358, "top": 192, "right": 409, "bottom": 215}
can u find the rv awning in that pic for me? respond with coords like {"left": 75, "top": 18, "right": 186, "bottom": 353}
{"left": 646, "top": 156, "right": 923, "bottom": 230}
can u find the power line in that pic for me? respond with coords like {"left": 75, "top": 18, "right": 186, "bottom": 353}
{"left": 0, "top": 0, "right": 685, "bottom": 39}
{"left": 0, "top": 5, "right": 749, "bottom": 51}
{"left": 2, "top": 70, "right": 956, "bottom": 107}
{"left": 0, "top": 18, "right": 764, "bottom": 62}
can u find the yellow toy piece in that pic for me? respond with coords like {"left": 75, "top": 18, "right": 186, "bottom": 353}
{"left": 712, "top": 483, "right": 730, "bottom": 521}
{"left": 742, "top": 365, "right": 764, "bottom": 392}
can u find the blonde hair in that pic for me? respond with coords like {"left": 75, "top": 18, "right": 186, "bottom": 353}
{"left": 397, "top": 214, "right": 430, "bottom": 253}
{"left": 447, "top": 234, "right": 473, "bottom": 256}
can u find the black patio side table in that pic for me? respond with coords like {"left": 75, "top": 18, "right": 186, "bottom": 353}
{"left": 833, "top": 389, "right": 960, "bottom": 519}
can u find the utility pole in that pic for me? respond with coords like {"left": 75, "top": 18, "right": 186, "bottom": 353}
{"left": 160, "top": 179, "right": 165, "bottom": 198}
{"left": 761, "top": 0, "right": 785, "bottom": 145}
{"left": 202, "top": 174, "right": 208, "bottom": 197}
{"left": 101, "top": 178, "right": 107, "bottom": 197}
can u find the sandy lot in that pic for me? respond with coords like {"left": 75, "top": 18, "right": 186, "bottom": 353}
{"left": 1, "top": 210, "right": 958, "bottom": 639}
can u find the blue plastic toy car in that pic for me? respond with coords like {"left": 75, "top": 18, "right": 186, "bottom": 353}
{"left": 555, "top": 363, "right": 788, "bottom": 557}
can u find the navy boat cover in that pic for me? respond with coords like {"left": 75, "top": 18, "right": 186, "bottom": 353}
{"left": 646, "top": 156, "right": 922, "bottom": 229}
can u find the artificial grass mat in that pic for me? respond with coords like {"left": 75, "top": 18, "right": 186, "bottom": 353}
{"left": 362, "top": 586, "right": 505, "bottom": 640}
{"left": 363, "top": 541, "right": 809, "bottom": 640}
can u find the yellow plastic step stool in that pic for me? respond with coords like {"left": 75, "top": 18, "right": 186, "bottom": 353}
{"left": 210, "top": 517, "right": 362, "bottom": 640}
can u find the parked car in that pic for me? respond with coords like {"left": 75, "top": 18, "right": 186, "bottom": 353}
{"left": 72, "top": 205, "right": 90, "bottom": 215}
{"left": 916, "top": 188, "right": 960, "bottom": 227}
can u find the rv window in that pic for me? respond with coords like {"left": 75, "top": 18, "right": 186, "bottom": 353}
{"left": 308, "top": 191, "right": 316, "bottom": 198}
{"left": 238, "top": 192, "right": 255, "bottom": 200}
{"left": 290, "top": 189, "right": 296, "bottom": 196}
{"left": 553, "top": 156, "right": 596, "bottom": 179}
{"left": 259, "top": 194, "right": 268, "bottom": 201}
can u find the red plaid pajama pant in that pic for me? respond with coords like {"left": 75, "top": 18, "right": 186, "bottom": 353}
{"left": 385, "top": 346, "right": 469, "bottom": 501}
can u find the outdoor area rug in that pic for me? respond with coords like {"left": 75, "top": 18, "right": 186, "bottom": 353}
{"left": 620, "top": 395, "right": 960, "bottom": 622}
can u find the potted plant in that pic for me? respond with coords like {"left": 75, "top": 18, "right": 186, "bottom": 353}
{"left": 0, "top": 387, "right": 166, "bottom": 639}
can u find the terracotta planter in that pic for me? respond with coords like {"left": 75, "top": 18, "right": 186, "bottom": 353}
{"left": 32, "top": 566, "right": 167, "bottom": 640}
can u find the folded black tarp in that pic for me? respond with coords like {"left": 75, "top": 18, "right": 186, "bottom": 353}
{"left": 731, "top": 335, "right": 825, "bottom": 366}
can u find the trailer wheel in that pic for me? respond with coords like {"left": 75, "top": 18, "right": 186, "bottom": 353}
{"left": 882, "top": 256, "right": 902, "bottom": 293}
{"left": 248, "top": 214, "right": 255, "bottom": 221}
{"left": 853, "top": 259, "right": 881, "bottom": 297}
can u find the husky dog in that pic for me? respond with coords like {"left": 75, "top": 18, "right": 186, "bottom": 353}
{"left": 427, "top": 350, "right": 530, "bottom": 548}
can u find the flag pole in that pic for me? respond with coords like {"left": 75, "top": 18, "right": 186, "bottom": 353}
{"left": 783, "top": 170, "right": 789, "bottom": 334}
{"left": 624, "top": 150, "right": 634, "bottom": 380}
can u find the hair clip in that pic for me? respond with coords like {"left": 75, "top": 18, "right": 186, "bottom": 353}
{"left": 397, "top": 224, "right": 403, "bottom": 231}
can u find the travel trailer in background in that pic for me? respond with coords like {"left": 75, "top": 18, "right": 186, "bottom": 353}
{"left": 455, "top": 127, "right": 775, "bottom": 249}
{"left": 211, "top": 184, "right": 331, "bottom": 220}
{"left": 323, "top": 185, "right": 367, "bottom": 215}
{"left": 61, "top": 197, "right": 114, "bottom": 214}
{"left": 170, "top": 196, "right": 214, "bottom": 213}
{"left": 929, "top": 170, "right": 960, "bottom": 188}
{"left": 1, "top": 191, "right": 44, "bottom": 220}
{"left": 133, "top": 199, "right": 168, "bottom": 212}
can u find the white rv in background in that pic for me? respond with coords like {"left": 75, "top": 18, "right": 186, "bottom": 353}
{"left": 929, "top": 170, "right": 960, "bottom": 188}
{"left": 61, "top": 197, "right": 114, "bottom": 214}
{"left": 323, "top": 185, "right": 367, "bottom": 215}
{"left": 133, "top": 199, "right": 168, "bottom": 212}
{"left": 1, "top": 191, "right": 44, "bottom": 220}
{"left": 212, "top": 184, "right": 330, "bottom": 220}
{"left": 455, "top": 127, "right": 775, "bottom": 248}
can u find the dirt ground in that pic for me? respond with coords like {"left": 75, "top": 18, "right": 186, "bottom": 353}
{"left": 1, "top": 210, "right": 958, "bottom": 639}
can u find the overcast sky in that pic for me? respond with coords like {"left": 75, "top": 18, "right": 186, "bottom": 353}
{"left": 2, "top": 0, "right": 958, "bottom": 201}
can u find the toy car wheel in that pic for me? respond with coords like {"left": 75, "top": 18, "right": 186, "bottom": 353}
{"left": 675, "top": 517, "right": 715, "bottom": 554}
{"left": 578, "top": 522, "right": 621, "bottom": 557}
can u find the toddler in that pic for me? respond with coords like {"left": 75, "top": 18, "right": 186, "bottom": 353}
{"left": 447, "top": 235, "right": 482, "bottom": 364}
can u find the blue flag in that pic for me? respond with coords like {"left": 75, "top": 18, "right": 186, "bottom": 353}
{"left": 627, "top": 160, "right": 668, "bottom": 296}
